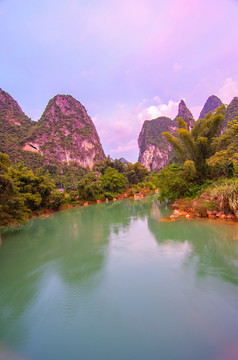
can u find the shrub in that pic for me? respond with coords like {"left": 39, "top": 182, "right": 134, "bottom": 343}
{"left": 208, "top": 179, "right": 238, "bottom": 216}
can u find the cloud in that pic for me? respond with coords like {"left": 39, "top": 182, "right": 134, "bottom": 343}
{"left": 218, "top": 78, "right": 238, "bottom": 104}
{"left": 94, "top": 97, "right": 180, "bottom": 162}
{"left": 138, "top": 99, "right": 179, "bottom": 121}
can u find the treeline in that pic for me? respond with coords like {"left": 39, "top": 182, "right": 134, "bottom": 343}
{"left": 0, "top": 154, "right": 155, "bottom": 228}
{"left": 155, "top": 106, "right": 238, "bottom": 217}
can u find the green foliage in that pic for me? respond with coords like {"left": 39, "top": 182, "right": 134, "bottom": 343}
{"left": 157, "top": 108, "right": 229, "bottom": 203}
{"left": 60, "top": 162, "right": 87, "bottom": 191}
{"left": 163, "top": 110, "right": 224, "bottom": 178}
{"left": 0, "top": 174, "right": 29, "bottom": 227}
{"left": 48, "top": 190, "right": 65, "bottom": 210}
{"left": 207, "top": 120, "right": 238, "bottom": 178}
{"left": 156, "top": 164, "right": 187, "bottom": 202}
{"left": 80, "top": 124, "right": 93, "bottom": 138}
{"left": 77, "top": 172, "right": 102, "bottom": 201}
{"left": 140, "top": 117, "right": 175, "bottom": 154}
{"left": 177, "top": 117, "right": 187, "bottom": 129}
{"left": 208, "top": 178, "right": 238, "bottom": 216}
{"left": 183, "top": 160, "right": 197, "bottom": 181}
{"left": 93, "top": 156, "right": 115, "bottom": 175}
{"left": 93, "top": 158, "right": 149, "bottom": 186}
{"left": 124, "top": 162, "right": 149, "bottom": 185}
{"left": 0, "top": 152, "right": 11, "bottom": 172}
{"left": 8, "top": 162, "right": 55, "bottom": 212}
{"left": 0, "top": 90, "right": 36, "bottom": 166}
{"left": 100, "top": 167, "right": 127, "bottom": 194}
{"left": 156, "top": 161, "right": 207, "bottom": 202}
{"left": 0, "top": 154, "right": 29, "bottom": 227}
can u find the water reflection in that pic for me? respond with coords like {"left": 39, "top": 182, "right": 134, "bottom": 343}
{"left": 148, "top": 200, "right": 238, "bottom": 285}
{"left": 0, "top": 199, "right": 153, "bottom": 340}
{"left": 0, "top": 196, "right": 238, "bottom": 360}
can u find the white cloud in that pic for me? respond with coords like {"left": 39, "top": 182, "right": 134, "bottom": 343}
{"left": 218, "top": 78, "right": 238, "bottom": 104}
{"left": 95, "top": 97, "right": 180, "bottom": 161}
{"left": 138, "top": 99, "right": 179, "bottom": 121}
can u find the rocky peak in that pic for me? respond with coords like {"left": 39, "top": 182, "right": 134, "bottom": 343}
{"left": 25, "top": 94, "right": 105, "bottom": 169}
{"left": 224, "top": 96, "right": 238, "bottom": 128}
{"left": 0, "top": 89, "right": 35, "bottom": 165}
{"left": 138, "top": 116, "right": 177, "bottom": 171}
{"left": 199, "top": 95, "right": 223, "bottom": 120}
{"left": 174, "top": 100, "right": 194, "bottom": 131}
{"left": 0, "top": 88, "right": 31, "bottom": 126}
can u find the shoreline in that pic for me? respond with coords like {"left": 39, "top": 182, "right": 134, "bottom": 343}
{"left": 170, "top": 202, "right": 238, "bottom": 222}
{"left": 1, "top": 188, "right": 154, "bottom": 230}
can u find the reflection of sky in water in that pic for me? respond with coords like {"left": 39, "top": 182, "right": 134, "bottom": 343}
{"left": 0, "top": 197, "right": 238, "bottom": 360}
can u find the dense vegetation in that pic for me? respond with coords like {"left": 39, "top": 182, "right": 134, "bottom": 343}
{"left": 139, "top": 117, "right": 176, "bottom": 154}
{"left": 0, "top": 154, "right": 155, "bottom": 228}
{"left": 155, "top": 107, "right": 238, "bottom": 217}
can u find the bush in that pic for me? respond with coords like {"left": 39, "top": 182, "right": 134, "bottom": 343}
{"left": 48, "top": 190, "right": 65, "bottom": 210}
{"left": 157, "top": 164, "right": 187, "bottom": 202}
{"left": 100, "top": 167, "right": 127, "bottom": 194}
{"left": 208, "top": 178, "right": 238, "bottom": 216}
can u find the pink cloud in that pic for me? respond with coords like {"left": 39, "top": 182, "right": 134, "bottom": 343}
{"left": 218, "top": 78, "right": 238, "bottom": 104}
{"left": 95, "top": 97, "right": 182, "bottom": 160}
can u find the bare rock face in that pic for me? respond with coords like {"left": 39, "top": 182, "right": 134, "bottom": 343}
{"left": 25, "top": 95, "right": 105, "bottom": 169}
{"left": 138, "top": 117, "right": 177, "bottom": 171}
{"left": 223, "top": 97, "right": 238, "bottom": 129}
{"left": 174, "top": 100, "right": 194, "bottom": 131}
{"left": 199, "top": 95, "right": 223, "bottom": 119}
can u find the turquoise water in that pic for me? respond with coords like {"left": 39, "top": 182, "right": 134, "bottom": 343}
{"left": 0, "top": 196, "right": 238, "bottom": 360}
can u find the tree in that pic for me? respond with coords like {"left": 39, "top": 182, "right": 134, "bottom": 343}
{"left": 77, "top": 172, "right": 102, "bottom": 201}
{"left": 0, "top": 153, "right": 28, "bottom": 227}
{"left": 207, "top": 119, "right": 238, "bottom": 178}
{"left": 124, "top": 162, "right": 149, "bottom": 185}
{"left": 156, "top": 164, "right": 187, "bottom": 202}
{"left": 162, "top": 109, "right": 224, "bottom": 178}
{"left": 8, "top": 162, "right": 55, "bottom": 211}
{"left": 100, "top": 167, "right": 127, "bottom": 194}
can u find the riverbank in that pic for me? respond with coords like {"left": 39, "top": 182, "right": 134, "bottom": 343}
{"left": 56, "top": 186, "right": 153, "bottom": 211}
{"left": 170, "top": 184, "right": 238, "bottom": 221}
{"left": 1, "top": 187, "right": 155, "bottom": 227}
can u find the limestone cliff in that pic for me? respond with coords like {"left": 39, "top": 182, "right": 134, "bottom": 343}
{"left": 223, "top": 97, "right": 238, "bottom": 129}
{"left": 199, "top": 95, "right": 223, "bottom": 119}
{"left": 0, "top": 88, "right": 37, "bottom": 165}
{"left": 24, "top": 94, "right": 105, "bottom": 169}
{"left": 174, "top": 100, "right": 194, "bottom": 131}
{"left": 0, "top": 88, "right": 32, "bottom": 127}
{"left": 138, "top": 117, "right": 177, "bottom": 171}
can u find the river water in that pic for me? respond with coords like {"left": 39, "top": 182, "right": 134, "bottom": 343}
{"left": 0, "top": 196, "right": 238, "bottom": 360}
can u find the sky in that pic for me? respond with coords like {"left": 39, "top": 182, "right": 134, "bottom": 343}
{"left": 0, "top": 0, "right": 238, "bottom": 162}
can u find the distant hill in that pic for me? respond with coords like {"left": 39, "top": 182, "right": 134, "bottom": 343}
{"left": 174, "top": 100, "right": 194, "bottom": 131}
{"left": 0, "top": 88, "right": 44, "bottom": 169}
{"left": 137, "top": 95, "right": 238, "bottom": 172}
{"left": 199, "top": 95, "right": 223, "bottom": 119}
{"left": 138, "top": 117, "right": 177, "bottom": 171}
{"left": 24, "top": 94, "right": 105, "bottom": 169}
{"left": 224, "top": 97, "right": 238, "bottom": 128}
{"left": 0, "top": 90, "right": 105, "bottom": 170}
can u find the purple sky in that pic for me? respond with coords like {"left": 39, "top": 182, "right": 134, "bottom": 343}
{"left": 1, "top": 0, "right": 238, "bottom": 162}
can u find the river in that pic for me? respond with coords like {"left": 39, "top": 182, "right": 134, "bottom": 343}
{"left": 0, "top": 196, "right": 238, "bottom": 360}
